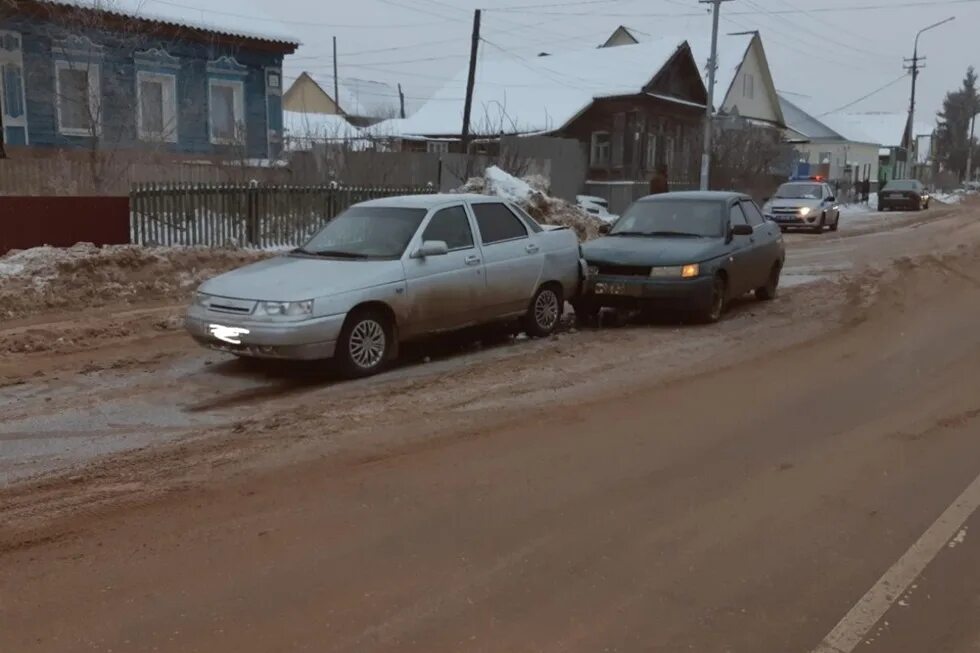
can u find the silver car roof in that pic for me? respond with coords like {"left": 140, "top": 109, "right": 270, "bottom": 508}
{"left": 355, "top": 193, "right": 513, "bottom": 209}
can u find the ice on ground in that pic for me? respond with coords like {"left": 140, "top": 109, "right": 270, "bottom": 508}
{"left": 839, "top": 192, "right": 879, "bottom": 215}
{"left": 459, "top": 166, "right": 604, "bottom": 241}
{"left": 934, "top": 192, "right": 962, "bottom": 205}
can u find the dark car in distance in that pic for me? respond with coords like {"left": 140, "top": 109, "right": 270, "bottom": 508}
{"left": 574, "top": 191, "right": 786, "bottom": 323}
{"left": 879, "top": 179, "right": 930, "bottom": 212}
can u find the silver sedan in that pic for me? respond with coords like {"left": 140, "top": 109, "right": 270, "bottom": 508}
{"left": 186, "top": 194, "right": 583, "bottom": 377}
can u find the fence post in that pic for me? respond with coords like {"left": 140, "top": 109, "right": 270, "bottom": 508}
{"left": 246, "top": 182, "right": 259, "bottom": 247}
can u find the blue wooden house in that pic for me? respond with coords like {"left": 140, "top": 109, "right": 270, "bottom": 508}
{"left": 0, "top": 1, "right": 298, "bottom": 160}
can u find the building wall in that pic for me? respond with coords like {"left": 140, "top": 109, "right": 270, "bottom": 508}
{"left": 283, "top": 74, "right": 340, "bottom": 115}
{"left": 794, "top": 141, "right": 880, "bottom": 186}
{"left": 2, "top": 14, "right": 283, "bottom": 159}
{"left": 722, "top": 40, "right": 780, "bottom": 125}
{"left": 562, "top": 95, "right": 704, "bottom": 184}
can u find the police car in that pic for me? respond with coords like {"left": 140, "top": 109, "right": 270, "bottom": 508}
{"left": 761, "top": 177, "right": 841, "bottom": 234}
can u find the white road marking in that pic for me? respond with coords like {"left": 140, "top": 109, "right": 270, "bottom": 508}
{"left": 813, "top": 471, "right": 980, "bottom": 653}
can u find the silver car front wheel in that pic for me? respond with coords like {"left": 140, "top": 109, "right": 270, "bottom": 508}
{"left": 337, "top": 309, "right": 392, "bottom": 378}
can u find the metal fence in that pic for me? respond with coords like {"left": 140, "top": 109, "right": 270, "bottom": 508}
{"left": 0, "top": 196, "right": 130, "bottom": 255}
{"left": 129, "top": 183, "right": 436, "bottom": 248}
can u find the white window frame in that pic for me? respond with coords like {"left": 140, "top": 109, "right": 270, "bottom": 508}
{"left": 591, "top": 131, "right": 610, "bottom": 167}
{"left": 136, "top": 71, "right": 178, "bottom": 143}
{"left": 208, "top": 78, "right": 245, "bottom": 145}
{"left": 426, "top": 140, "right": 449, "bottom": 154}
{"left": 54, "top": 59, "right": 101, "bottom": 137}
{"left": 743, "top": 73, "right": 755, "bottom": 99}
{"left": 645, "top": 133, "right": 658, "bottom": 170}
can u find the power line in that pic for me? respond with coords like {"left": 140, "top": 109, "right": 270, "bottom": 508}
{"left": 500, "top": 0, "right": 980, "bottom": 16}
{"left": 817, "top": 73, "right": 910, "bottom": 116}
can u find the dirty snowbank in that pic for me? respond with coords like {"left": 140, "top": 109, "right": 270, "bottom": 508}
{"left": 0, "top": 243, "right": 271, "bottom": 322}
{"left": 459, "top": 166, "right": 604, "bottom": 240}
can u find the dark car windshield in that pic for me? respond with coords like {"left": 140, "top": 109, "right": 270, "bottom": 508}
{"left": 883, "top": 180, "right": 920, "bottom": 191}
{"left": 298, "top": 206, "right": 427, "bottom": 259}
{"left": 611, "top": 200, "right": 724, "bottom": 238}
{"left": 774, "top": 183, "right": 822, "bottom": 199}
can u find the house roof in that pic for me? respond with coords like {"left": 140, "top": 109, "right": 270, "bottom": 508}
{"left": 780, "top": 95, "right": 933, "bottom": 147}
{"left": 38, "top": 0, "right": 299, "bottom": 46}
{"left": 284, "top": 112, "right": 361, "bottom": 139}
{"left": 389, "top": 38, "right": 692, "bottom": 138}
{"left": 301, "top": 75, "right": 403, "bottom": 120}
{"left": 820, "top": 112, "right": 933, "bottom": 149}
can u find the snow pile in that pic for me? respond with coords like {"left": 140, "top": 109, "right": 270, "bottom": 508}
{"left": 934, "top": 191, "right": 963, "bottom": 205}
{"left": 0, "top": 243, "right": 272, "bottom": 321}
{"left": 459, "top": 166, "right": 603, "bottom": 240}
{"left": 839, "top": 192, "right": 878, "bottom": 215}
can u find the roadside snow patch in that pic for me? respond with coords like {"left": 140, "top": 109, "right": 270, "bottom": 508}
{"left": 0, "top": 243, "right": 272, "bottom": 321}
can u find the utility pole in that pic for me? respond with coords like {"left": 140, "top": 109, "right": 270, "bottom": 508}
{"left": 398, "top": 83, "right": 406, "bottom": 119}
{"left": 460, "top": 8, "right": 482, "bottom": 159}
{"left": 904, "top": 17, "right": 954, "bottom": 169}
{"left": 332, "top": 36, "right": 339, "bottom": 111}
{"left": 698, "top": 0, "right": 732, "bottom": 191}
{"left": 967, "top": 111, "right": 978, "bottom": 183}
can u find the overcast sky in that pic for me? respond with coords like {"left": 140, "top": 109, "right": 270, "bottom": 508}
{"left": 194, "top": 0, "right": 977, "bottom": 124}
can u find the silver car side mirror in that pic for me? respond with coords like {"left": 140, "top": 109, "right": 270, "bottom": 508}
{"left": 412, "top": 240, "right": 449, "bottom": 258}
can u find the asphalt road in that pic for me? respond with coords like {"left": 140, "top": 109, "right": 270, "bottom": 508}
{"left": 2, "top": 203, "right": 979, "bottom": 652}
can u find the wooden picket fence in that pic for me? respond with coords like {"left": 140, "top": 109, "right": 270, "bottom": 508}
{"left": 129, "top": 182, "right": 436, "bottom": 248}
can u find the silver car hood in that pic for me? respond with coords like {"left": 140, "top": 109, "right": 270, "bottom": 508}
{"left": 199, "top": 255, "right": 405, "bottom": 302}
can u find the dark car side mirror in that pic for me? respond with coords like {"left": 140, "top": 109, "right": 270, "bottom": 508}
{"left": 731, "top": 224, "right": 753, "bottom": 237}
{"left": 827, "top": 195, "right": 836, "bottom": 202}
{"left": 598, "top": 223, "right": 611, "bottom": 235}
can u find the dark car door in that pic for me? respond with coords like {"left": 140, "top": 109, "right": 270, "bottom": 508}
{"left": 741, "top": 199, "right": 781, "bottom": 283}
{"left": 727, "top": 202, "right": 761, "bottom": 296}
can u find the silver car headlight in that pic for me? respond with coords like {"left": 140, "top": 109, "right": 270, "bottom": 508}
{"left": 194, "top": 292, "right": 212, "bottom": 308}
{"left": 257, "top": 300, "right": 314, "bottom": 317}
{"left": 799, "top": 206, "right": 812, "bottom": 217}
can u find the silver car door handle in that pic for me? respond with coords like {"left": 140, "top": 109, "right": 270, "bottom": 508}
{"left": 525, "top": 243, "right": 540, "bottom": 254}
{"left": 465, "top": 255, "right": 481, "bottom": 265}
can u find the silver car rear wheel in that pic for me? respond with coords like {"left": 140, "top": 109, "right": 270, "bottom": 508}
{"left": 524, "top": 285, "right": 563, "bottom": 337}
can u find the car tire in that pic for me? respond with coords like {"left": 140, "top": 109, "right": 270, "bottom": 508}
{"left": 335, "top": 308, "right": 393, "bottom": 378}
{"left": 830, "top": 212, "right": 840, "bottom": 232}
{"left": 755, "top": 263, "right": 781, "bottom": 301}
{"left": 812, "top": 213, "right": 825, "bottom": 234}
{"left": 524, "top": 284, "right": 563, "bottom": 337}
{"left": 697, "top": 275, "right": 727, "bottom": 324}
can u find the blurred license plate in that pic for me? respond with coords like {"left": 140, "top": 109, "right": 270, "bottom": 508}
{"left": 887, "top": 193, "right": 903, "bottom": 198}
{"left": 594, "top": 282, "right": 629, "bottom": 295}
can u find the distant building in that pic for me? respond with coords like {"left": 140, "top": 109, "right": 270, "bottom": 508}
{"left": 386, "top": 39, "right": 708, "bottom": 186}
{"left": 600, "top": 27, "right": 785, "bottom": 129}
{"left": 283, "top": 73, "right": 403, "bottom": 127}
{"left": 0, "top": 0, "right": 298, "bottom": 159}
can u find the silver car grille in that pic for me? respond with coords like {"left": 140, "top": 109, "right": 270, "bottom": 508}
{"left": 207, "top": 297, "right": 257, "bottom": 315}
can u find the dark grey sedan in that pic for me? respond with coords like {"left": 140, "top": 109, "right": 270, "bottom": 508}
{"left": 574, "top": 191, "right": 785, "bottom": 323}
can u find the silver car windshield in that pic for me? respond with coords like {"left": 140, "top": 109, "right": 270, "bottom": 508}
{"left": 298, "top": 207, "right": 427, "bottom": 259}
{"left": 774, "top": 184, "right": 822, "bottom": 199}
{"left": 611, "top": 200, "right": 723, "bottom": 238}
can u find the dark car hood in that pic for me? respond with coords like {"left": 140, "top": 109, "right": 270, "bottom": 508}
{"left": 582, "top": 235, "right": 729, "bottom": 266}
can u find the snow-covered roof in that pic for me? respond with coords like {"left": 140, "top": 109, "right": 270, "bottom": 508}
{"left": 820, "top": 112, "right": 933, "bottom": 149}
{"left": 304, "top": 75, "right": 403, "bottom": 120}
{"left": 284, "top": 112, "right": 361, "bottom": 139}
{"left": 38, "top": 0, "right": 299, "bottom": 46}
{"left": 389, "top": 39, "right": 689, "bottom": 137}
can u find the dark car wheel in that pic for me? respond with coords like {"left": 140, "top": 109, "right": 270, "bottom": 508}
{"left": 697, "top": 275, "right": 727, "bottom": 324}
{"left": 830, "top": 211, "right": 840, "bottom": 232}
{"left": 524, "top": 284, "right": 563, "bottom": 337}
{"left": 336, "top": 308, "right": 393, "bottom": 378}
{"left": 756, "top": 263, "right": 781, "bottom": 301}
